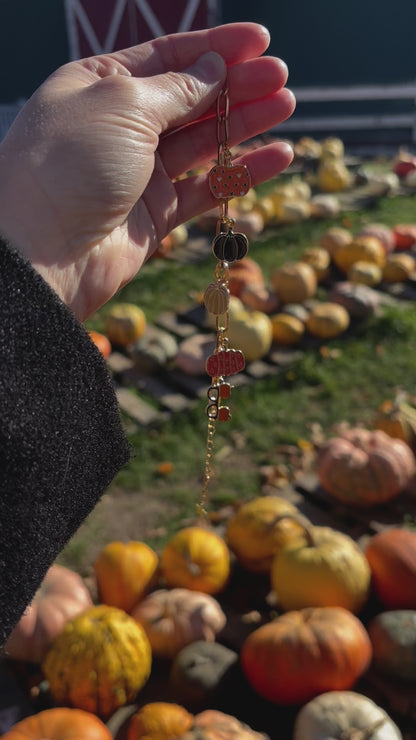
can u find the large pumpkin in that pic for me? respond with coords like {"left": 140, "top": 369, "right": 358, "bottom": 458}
{"left": 94, "top": 540, "right": 159, "bottom": 613}
{"left": 333, "top": 236, "right": 386, "bottom": 274}
{"left": 240, "top": 606, "right": 372, "bottom": 705}
{"left": 126, "top": 702, "right": 193, "bottom": 740}
{"left": 270, "top": 522, "right": 371, "bottom": 613}
{"left": 225, "top": 496, "right": 307, "bottom": 573}
{"left": 1, "top": 708, "right": 113, "bottom": 740}
{"left": 364, "top": 528, "right": 416, "bottom": 608}
{"left": 5, "top": 564, "right": 92, "bottom": 664}
{"left": 317, "top": 428, "right": 416, "bottom": 507}
{"left": 306, "top": 302, "right": 350, "bottom": 339}
{"left": 227, "top": 307, "right": 273, "bottom": 362}
{"left": 272, "top": 261, "right": 317, "bottom": 305}
{"left": 368, "top": 609, "right": 416, "bottom": 682}
{"left": 160, "top": 526, "right": 230, "bottom": 594}
{"left": 42, "top": 605, "right": 152, "bottom": 717}
{"left": 293, "top": 691, "right": 402, "bottom": 740}
{"left": 131, "top": 588, "right": 226, "bottom": 659}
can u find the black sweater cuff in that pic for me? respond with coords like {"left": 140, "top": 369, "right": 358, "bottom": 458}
{"left": 0, "top": 238, "right": 130, "bottom": 644}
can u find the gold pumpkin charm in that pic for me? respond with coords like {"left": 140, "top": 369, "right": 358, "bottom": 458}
{"left": 42, "top": 605, "right": 152, "bottom": 718}
{"left": 204, "top": 282, "right": 230, "bottom": 316}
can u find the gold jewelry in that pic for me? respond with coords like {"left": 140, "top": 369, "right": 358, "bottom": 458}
{"left": 197, "top": 85, "right": 251, "bottom": 519}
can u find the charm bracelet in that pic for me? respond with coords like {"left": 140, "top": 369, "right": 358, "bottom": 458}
{"left": 197, "top": 85, "right": 251, "bottom": 519}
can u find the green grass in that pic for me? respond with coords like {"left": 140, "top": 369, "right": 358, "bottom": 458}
{"left": 61, "top": 188, "right": 416, "bottom": 572}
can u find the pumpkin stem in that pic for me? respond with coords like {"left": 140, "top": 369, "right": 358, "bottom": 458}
{"left": 269, "top": 513, "right": 316, "bottom": 547}
{"left": 339, "top": 718, "right": 386, "bottom": 740}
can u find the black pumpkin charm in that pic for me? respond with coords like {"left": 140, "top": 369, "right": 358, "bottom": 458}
{"left": 212, "top": 229, "right": 249, "bottom": 262}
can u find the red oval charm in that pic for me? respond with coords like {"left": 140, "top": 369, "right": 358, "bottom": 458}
{"left": 208, "top": 164, "right": 251, "bottom": 199}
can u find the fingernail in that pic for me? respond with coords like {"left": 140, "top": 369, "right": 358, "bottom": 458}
{"left": 191, "top": 51, "right": 226, "bottom": 84}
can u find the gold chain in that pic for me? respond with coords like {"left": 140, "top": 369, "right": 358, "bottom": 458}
{"left": 197, "top": 84, "right": 251, "bottom": 520}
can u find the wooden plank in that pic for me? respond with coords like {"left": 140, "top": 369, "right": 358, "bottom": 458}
{"left": 136, "top": 375, "right": 197, "bottom": 413}
{"left": 115, "top": 387, "right": 167, "bottom": 427}
{"left": 155, "top": 311, "right": 198, "bottom": 339}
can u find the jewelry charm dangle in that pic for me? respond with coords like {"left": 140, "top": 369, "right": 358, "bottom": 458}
{"left": 197, "top": 84, "right": 252, "bottom": 520}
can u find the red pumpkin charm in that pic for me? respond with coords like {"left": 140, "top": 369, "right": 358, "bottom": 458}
{"left": 212, "top": 229, "right": 249, "bottom": 262}
{"left": 206, "top": 349, "right": 245, "bottom": 378}
{"left": 208, "top": 164, "right": 251, "bottom": 199}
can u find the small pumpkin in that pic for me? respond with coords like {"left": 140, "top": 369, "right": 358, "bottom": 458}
{"left": 365, "top": 528, "right": 416, "bottom": 608}
{"left": 317, "top": 428, "right": 416, "bottom": 507}
{"left": 318, "top": 226, "right": 352, "bottom": 258}
{"left": 306, "top": 302, "right": 350, "bottom": 339}
{"left": 212, "top": 230, "right": 249, "bottom": 262}
{"left": 293, "top": 691, "right": 402, "bottom": 740}
{"left": 127, "top": 702, "right": 193, "bottom": 740}
{"left": 239, "top": 284, "right": 280, "bottom": 315}
{"left": 300, "top": 247, "right": 331, "bottom": 282}
{"left": 270, "top": 313, "right": 305, "bottom": 345}
{"left": 310, "top": 194, "right": 341, "bottom": 219}
{"left": 272, "top": 261, "right": 317, "bottom": 305}
{"left": 5, "top": 564, "right": 92, "bottom": 664}
{"left": 88, "top": 331, "right": 112, "bottom": 358}
{"left": 374, "top": 396, "right": 416, "bottom": 450}
{"left": 329, "top": 281, "right": 380, "bottom": 320}
{"left": 347, "top": 260, "right": 382, "bottom": 287}
{"left": 170, "top": 640, "right": 238, "bottom": 709}
{"left": 227, "top": 307, "right": 273, "bottom": 362}
{"left": 182, "top": 710, "right": 269, "bottom": 740}
{"left": 129, "top": 328, "right": 178, "bottom": 373}
{"left": 225, "top": 496, "right": 306, "bottom": 573}
{"left": 270, "top": 521, "right": 371, "bottom": 613}
{"left": 358, "top": 223, "right": 395, "bottom": 254}
{"left": 227, "top": 258, "right": 264, "bottom": 298}
{"left": 94, "top": 540, "right": 159, "bottom": 613}
{"left": 131, "top": 588, "right": 226, "bottom": 659}
{"left": 105, "top": 303, "right": 146, "bottom": 347}
{"left": 368, "top": 609, "right": 416, "bottom": 682}
{"left": 241, "top": 606, "right": 372, "bottom": 705}
{"left": 42, "top": 605, "right": 152, "bottom": 717}
{"left": 392, "top": 223, "right": 416, "bottom": 250}
{"left": 382, "top": 253, "right": 415, "bottom": 282}
{"left": 333, "top": 236, "right": 386, "bottom": 274}
{"left": 160, "top": 526, "right": 230, "bottom": 594}
{"left": 317, "top": 158, "right": 352, "bottom": 192}
{"left": 1, "top": 708, "right": 113, "bottom": 740}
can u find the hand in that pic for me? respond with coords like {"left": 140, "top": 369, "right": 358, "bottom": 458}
{"left": 0, "top": 22, "right": 295, "bottom": 320}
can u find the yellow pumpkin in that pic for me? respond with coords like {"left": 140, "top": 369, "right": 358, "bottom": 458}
{"left": 318, "top": 226, "right": 352, "bottom": 258}
{"left": 94, "top": 541, "right": 159, "bottom": 613}
{"left": 105, "top": 303, "right": 146, "bottom": 347}
{"left": 321, "top": 137, "right": 345, "bottom": 160}
{"left": 160, "top": 526, "right": 230, "bottom": 594}
{"left": 270, "top": 313, "right": 305, "bottom": 345}
{"left": 127, "top": 702, "right": 193, "bottom": 740}
{"left": 272, "top": 261, "right": 317, "bottom": 305}
{"left": 383, "top": 253, "right": 415, "bottom": 282}
{"left": 306, "top": 302, "right": 350, "bottom": 339}
{"left": 42, "top": 605, "right": 152, "bottom": 718}
{"left": 347, "top": 260, "right": 382, "bottom": 287}
{"left": 270, "top": 522, "right": 371, "bottom": 613}
{"left": 300, "top": 247, "right": 331, "bottom": 282}
{"left": 225, "top": 496, "right": 307, "bottom": 573}
{"left": 333, "top": 236, "right": 386, "bottom": 274}
{"left": 317, "top": 159, "right": 351, "bottom": 192}
{"left": 227, "top": 307, "right": 273, "bottom": 362}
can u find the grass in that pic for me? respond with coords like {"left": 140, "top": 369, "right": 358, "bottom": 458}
{"left": 59, "top": 185, "right": 416, "bottom": 573}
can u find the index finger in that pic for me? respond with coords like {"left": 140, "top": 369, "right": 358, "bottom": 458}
{"left": 109, "top": 22, "right": 272, "bottom": 77}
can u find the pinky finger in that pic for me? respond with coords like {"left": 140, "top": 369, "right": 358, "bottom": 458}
{"left": 174, "top": 140, "right": 294, "bottom": 226}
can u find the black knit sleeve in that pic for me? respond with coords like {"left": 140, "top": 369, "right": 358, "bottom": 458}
{"left": 0, "top": 238, "right": 131, "bottom": 645}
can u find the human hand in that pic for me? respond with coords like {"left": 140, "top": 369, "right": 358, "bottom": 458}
{"left": 0, "top": 23, "right": 295, "bottom": 320}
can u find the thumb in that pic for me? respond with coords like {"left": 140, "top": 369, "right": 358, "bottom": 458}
{"left": 140, "top": 51, "right": 227, "bottom": 133}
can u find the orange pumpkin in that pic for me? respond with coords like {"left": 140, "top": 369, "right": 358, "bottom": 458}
{"left": 317, "top": 428, "right": 416, "bottom": 507}
{"left": 393, "top": 223, "right": 416, "bottom": 250}
{"left": 127, "top": 702, "right": 193, "bottom": 740}
{"left": 1, "top": 708, "right": 112, "bottom": 740}
{"left": 186, "top": 710, "right": 267, "bottom": 740}
{"left": 365, "top": 528, "right": 416, "bottom": 608}
{"left": 5, "top": 564, "right": 92, "bottom": 664}
{"left": 94, "top": 540, "right": 159, "bottom": 613}
{"left": 88, "top": 331, "right": 112, "bottom": 358}
{"left": 160, "top": 526, "right": 230, "bottom": 594}
{"left": 228, "top": 258, "right": 264, "bottom": 298}
{"left": 272, "top": 261, "right": 317, "bottom": 305}
{"left": 240, "top": 607, "right": 372, "bottom": 705}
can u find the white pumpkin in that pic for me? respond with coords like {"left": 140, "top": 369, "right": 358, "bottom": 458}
{"left": 293, "top": 691, "right": 402, "bottom": 740}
